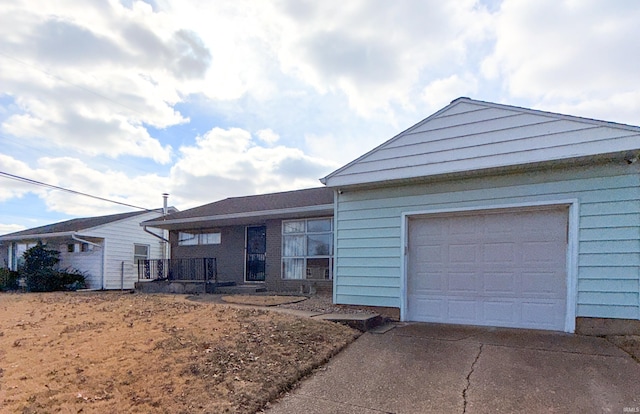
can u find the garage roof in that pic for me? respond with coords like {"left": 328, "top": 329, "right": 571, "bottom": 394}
{"left": 321, "top": 97, "right": 640, "bottom": 187}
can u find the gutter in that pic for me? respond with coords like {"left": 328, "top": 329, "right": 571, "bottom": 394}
{"left": 72, "top": 234, "right": 102, "bottom": 247}
{"left": 0, "top": 231, "right": 77, "bottom": 242}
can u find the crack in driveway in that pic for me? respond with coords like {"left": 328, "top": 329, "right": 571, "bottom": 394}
{"left": 463, "top": 343, "right": 483, "bottom": 413}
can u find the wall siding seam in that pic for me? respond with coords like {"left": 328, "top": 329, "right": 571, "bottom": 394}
{"left": 337, "top": 173, "right": 638, "bottom": 202}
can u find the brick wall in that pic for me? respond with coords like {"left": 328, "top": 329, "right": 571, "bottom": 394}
{"left": 170, "top": 226, "right": 245, "bottom": 285}
{"left": 264, "top": 218, "right": 334, "bottom": 295}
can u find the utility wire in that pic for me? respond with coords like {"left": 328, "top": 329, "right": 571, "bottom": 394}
{"left": 0, "top": 51, "right": 151, "bottom": 120}
{"left": 0, "top": 171, "right": 153, "bottom": 212}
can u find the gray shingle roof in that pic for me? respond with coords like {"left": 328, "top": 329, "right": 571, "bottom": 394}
{"left": 149, "top": 187, "right": 333, "bottom": 223}
{"left": 1, "top": 210, "right": 155, "bottom": 239}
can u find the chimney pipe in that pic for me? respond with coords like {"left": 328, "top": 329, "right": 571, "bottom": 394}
{"left": 162, "top": 193, "right": 169, "bottom": 216}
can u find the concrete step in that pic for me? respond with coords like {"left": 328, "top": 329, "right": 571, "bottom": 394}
{"left": 214, "top": 284, "right": 268, "bottom": 294}
{"left": 313, "top": 313, "right": 384, "bottom": 332}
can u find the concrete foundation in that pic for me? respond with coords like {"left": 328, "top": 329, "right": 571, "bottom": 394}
{"left": 576, "top": 317, "right": 640, "bottom": 336}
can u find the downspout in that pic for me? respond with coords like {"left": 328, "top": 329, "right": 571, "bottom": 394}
{"left": 143, "top": 226, "right": 170, "bottom": 243}
{"left": 162, "top": 193, "right": 169, "bottom": 260}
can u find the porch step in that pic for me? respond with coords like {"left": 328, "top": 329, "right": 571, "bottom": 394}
{"left": 214, "top": 284, "right": 267, "bottom": 294}
{"left": 312, "top": 313, "right": 384, "bottom": 332}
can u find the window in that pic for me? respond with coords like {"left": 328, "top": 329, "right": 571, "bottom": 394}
{"left": 282, "top": 218, "right": 333, "bottom": 280}
{"left": 134, "top": 244, "right": 149, "bottom": 264}
{"left": 80, "top": 243, "right": 91, "bottom": 252}
{"left": 178, "top": 232, "right": 221, "bottom": 246}
{"left": 67, "top": 244, "right": 76, "bottom": 253}
{"left": 9, "top": 242, "right": 37, "bottom": 271}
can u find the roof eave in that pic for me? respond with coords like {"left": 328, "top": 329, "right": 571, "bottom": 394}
{"left": 325, "top": 152, "right": 635, "bottom": 190}
{"left": 0, "top": 231, "right": 84, "bottom": 242}
{"left": 142, "top": 204, "right": 335, "bottom": 229}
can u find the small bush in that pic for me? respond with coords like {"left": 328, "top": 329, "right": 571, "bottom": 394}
{"left": 20, "top": 242, "right": 86, "bottom": 292}
{"left": 57, "top": 268, "right": 87, "bottom": 291}
{"left": 0, "top": 268, "right": 20, "bottom": 291}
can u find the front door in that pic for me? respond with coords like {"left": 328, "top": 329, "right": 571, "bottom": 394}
{"left": 246, "top": 226, "right": 266, "bottom": 282}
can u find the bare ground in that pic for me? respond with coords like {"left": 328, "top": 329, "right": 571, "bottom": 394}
{"left": 220, "top": 296, "right": 306, "bottom": 307}
{"left": 607, "top": 335, "right": 640, "bottom": 363}
{"left": 0, "top": 292, "right": 360, "bottom": 413}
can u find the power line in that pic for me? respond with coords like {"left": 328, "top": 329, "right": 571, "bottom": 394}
{"left": 0, "top": 171, "right": 153, "bottom": 212}
{"left": 0, "top": 51, "right": 151, "bottom": 120}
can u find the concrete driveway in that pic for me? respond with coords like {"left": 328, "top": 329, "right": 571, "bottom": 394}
{"left": 265, "top": 323, "right": 640, "bottom": 413}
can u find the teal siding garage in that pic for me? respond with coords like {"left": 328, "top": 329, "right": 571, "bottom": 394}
{"left": 324, "top": 98, "right": 640, "bottom": 333}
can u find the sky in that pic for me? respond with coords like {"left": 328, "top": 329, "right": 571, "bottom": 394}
{"left": 1, "top": 0, "right": 639, "bottom": 235}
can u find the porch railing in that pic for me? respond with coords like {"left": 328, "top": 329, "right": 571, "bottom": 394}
{"left": 138, "top": 258, "right": 217, "bottom": 283}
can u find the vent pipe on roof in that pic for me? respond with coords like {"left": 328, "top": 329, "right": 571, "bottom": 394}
{"left": 162, "top": 193, "right": 169, "bottom": 216}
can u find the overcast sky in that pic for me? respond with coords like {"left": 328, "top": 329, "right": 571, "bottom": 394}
{"left": 1, "top": 0, "right": 639, "bottom": 234}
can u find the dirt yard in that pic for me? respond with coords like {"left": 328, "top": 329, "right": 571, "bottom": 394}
{"left": 0, "top": 292, "right": 360, "bottom": 413}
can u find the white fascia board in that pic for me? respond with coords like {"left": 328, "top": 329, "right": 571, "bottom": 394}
{"left": 0, "top": 231, "right": 77, "bottom": 242}
{"left": 0, "top": 231, "right": 105, "bottom": 244}
{"left": 142, "top": 204, "right": 335, "bottom": 227}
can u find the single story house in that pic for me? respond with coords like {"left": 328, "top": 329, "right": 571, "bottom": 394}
{"left": 321, "top": 97, "right": 640, "bottom": 334}
{"left": 0, "top": 209, "right": 172, "bottom": 289}
{"left": 140, "top": 187, "right": 334, "bottom": 294}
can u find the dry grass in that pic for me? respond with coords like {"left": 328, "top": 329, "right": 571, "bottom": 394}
{"left": 221, "top": 295, "right": 306, "bottom": 307}
{"left": 0, "top": 292, "right": 360, "bottom": 413}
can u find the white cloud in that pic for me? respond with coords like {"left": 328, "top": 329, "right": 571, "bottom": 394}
{"left": 256, "top": 128, "right": 280, "bottom": 145}
{"left": 0, "top": 224, "right": 26, "bottom": 236}
{"left": 422, "top": 74, "right": 479, "bottom": 111}
{"left": 0, "top": 154, "right": 50, "bottom": 202}
{"left": 0, "top": 0, "right": 204, "bottom": 163}
{"left": 481, "top": 0, "right": 640, "bottom": 124}
{"left": 171, "top": 127, "right": 337, "bottom": 203}
{"left": 160, "top": 0, "right": 493, "bottom": 118}
{"left": 0, "top": 153, "right": 169, "bottom": 216}
{"left": 273, "top": 0, "right": 492, "bottom": 116}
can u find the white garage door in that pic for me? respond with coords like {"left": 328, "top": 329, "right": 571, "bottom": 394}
{"left": 407, "top": 207, "right": 568, "bottom": 331}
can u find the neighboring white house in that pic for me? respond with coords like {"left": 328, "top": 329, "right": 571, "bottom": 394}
{"left": 0, "top": 209, "right": 172, "bottom": 289}
{"left": 321, "top": 97, "right": 640, "bottom": 334}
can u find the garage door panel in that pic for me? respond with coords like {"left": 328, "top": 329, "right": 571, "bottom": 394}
{"left": 449, "top": 216, "right": 480, "bottom": 236}
{"left": 484, "top": 214, "right": 522, "bottom": 235}
{"left": 416, "top": 244, "right": 443, "bottom": 263}
{"left": 410, "top": 271, "right": 444, "bottom": 293}
{"left": 447, "top": 272, "right": 478, "bottom": 294}
{"left": 483, "top": 272, "right": 516, "bottom": 295}
{"left": 522, "top": 241, "right": 565, "bottom": 264}
{"left": 448, "top": 244, "right": 478, "bottom": 263}
{"left": 411, "top": 297, "right": 444, "bottom": 320}
{"left": 482, "top": 242, "right": 516, "bottom": 263}
{"left": 521, "top": 272, "right": 564, "bottom": 298}
{"left": 521, "top": 301, "right": 565, "bottom": 328}
{"left": 483, "top": 301, "right": 517, "bottom": 325}
{"left": 447, "top": 299, "right": 479, "bottom": 323}
{"left": 407, "top": 207, "right": 568, "bottom": 331}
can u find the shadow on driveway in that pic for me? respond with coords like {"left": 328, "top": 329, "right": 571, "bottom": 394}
{"left": 265, "top": 323, "right": 640, "bottom": 413}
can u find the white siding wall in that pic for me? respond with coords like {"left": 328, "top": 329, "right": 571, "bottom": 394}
{"left": 82, "top": 211, "right": 166, "bottom": 289}
{"left": 334, "top": 163, "right": 640, "bottom": 320}
{"left": 59, "top": 243, "right": 103, "bottom": 289}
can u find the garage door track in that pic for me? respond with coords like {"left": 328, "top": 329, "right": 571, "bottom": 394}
{"left": 265, "top": 323, "right": 640, "bottom": 413}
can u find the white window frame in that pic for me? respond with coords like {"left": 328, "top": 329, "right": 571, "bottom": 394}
{"left": 282, "top": 217, "right": 333, "bottom": 280}
{"left": 178, "top": 232, "right": 221, "bottom": 246}
{"left": 134, "top": 244, "right": 150, "bottom": 264}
